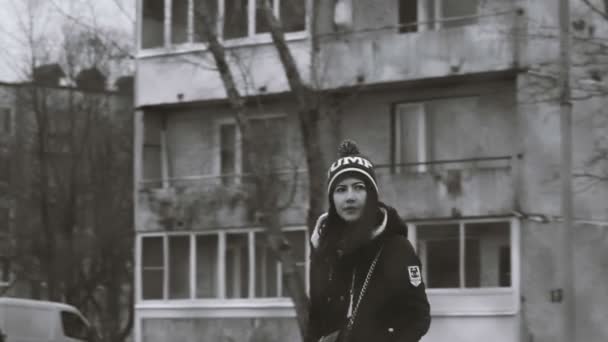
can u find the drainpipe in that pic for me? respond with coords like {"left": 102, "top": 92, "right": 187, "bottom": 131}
{"left": 558, "top": 0, "right": 574, "bottom": 341}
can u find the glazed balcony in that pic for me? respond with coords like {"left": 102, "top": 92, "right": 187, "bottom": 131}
{"left": 317, "top": 10, "right": 524, "bottom": 90}
{"left": 135, "top": 5, "right": 524, "bottom": 107}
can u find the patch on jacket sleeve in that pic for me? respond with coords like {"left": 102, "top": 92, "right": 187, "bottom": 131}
{"left": 408, "top": 266, "right": 422, "bottom": 287}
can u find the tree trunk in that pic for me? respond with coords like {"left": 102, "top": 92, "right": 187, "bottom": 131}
{"left": 260, "top": 0, "right": 326, "bottom": 232}
{"left": 105, "top": 273, "right": 121, "bottom": 342}
{"left": 32, "top": 87, "right": 59, "bottom": 301}
{"left": 264, "top": 213, "right": 309, "bottom": 335}
{"left": 196, "top": 1, "right": 321, "bottom": 338}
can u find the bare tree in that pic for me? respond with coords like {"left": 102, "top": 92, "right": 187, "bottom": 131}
{"left": 187, "top": 1, "right": 358, "bottom": 338}
{"left": 568, "top": 3, "right": 608, "bottom": 184}
{"left": 522, "top": 1, "right": 608, "bottom": 185}
{"left": 4, "top": 2, "right": 134, "bottom": 341}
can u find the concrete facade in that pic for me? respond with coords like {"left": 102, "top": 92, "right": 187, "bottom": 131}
{"left": 134, "top": 0, "right": 608, "bottom": 341}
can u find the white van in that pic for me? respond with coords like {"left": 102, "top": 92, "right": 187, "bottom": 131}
{"left": 0, "top": 298, "right": 94, "bottom": 342}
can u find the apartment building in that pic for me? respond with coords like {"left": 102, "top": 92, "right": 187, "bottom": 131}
{"left": 0, "top": 68, "right": 133, "bottom": 299}
{"left": 134, "top": 1, "right": 608, "bottom": 341}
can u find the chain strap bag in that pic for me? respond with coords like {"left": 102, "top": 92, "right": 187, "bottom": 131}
{"left": 318, "top": 246, "right": 384, "bottom": 342}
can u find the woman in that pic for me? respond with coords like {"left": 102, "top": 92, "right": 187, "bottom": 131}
{"left": 306, "top": 140, "right": 431, "bottom": 342}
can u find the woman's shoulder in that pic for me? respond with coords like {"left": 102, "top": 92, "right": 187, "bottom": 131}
{"left": 382, "top": 234, "right": 417, "bottom": 260}
{"left": 378, "top": 235, "right": 423, "bottom": 288}
{"left": 380, "top": 203, "right": 409, "bottom": 236}
{"left": 374, "top": 205, "right": 421, "bottom": 276}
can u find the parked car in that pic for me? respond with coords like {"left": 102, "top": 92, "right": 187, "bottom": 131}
{"left": 0, "top": 298, "right": 95, "bottom": 342}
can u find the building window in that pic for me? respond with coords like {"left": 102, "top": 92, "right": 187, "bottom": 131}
{"left": 168, "top": 235, "right": 190, "bottom": 298}
{"left": 393, "top": 102, "right": 430, "bottom": 173}
{"left": 280, "top": 0, "right": 306, "bottom": 32}
{"left": 139, "top": 228, "right": 308, "bottom": 301}
{"left": 225, "top": 232, "right": 250, "bottom": 298}
{"left": 441, "top": 0, "right": 479, "bottom": 28}
{"left": 399, "top": 0, "right": 478, "bottom": 33}
{"left": 224, "top": 0, "right": 249, "bottom": 39}
{"left": 196, "top": 234, "right": 219, "bottom": 297}
{"left": 255, "top": 0, "right": 272, "bottom": 34}
{"left": 217, "top": 116, "right": 288, "bottom": 180}
{"left": 172, "top": 0, "right": 189, "bottom": 44}
{"left": 142, "top": 0, "right": 306, "bottom": 49}
{"left": 0, "top": 107, "right": 11, "bottom": 135}
{"left": 411, "top": 219, "right": 512, "bottom": 289}
{"left": 498, "top": 245, "right": 511, "bottom": 287}
{"left": 141, "top": 236, "right": 164, "bottom": 299}
{"left": 142, "top": 0, "right": 165, "bottom": 48}
{"left": 393, "top": 96, "right": 514, "bottom": 172}
{"left": 398, "top": 0, "right": 419, "bottom": 33}
{"left": 407, "top": 218, "right": 519, "bottom": 315}
{"left": 142, "top": 113, "right": 165, "bottom": 189}
{"left": 219, "top": 123, "right": 238, "bottom": 184}
{"left": 254, "top": 231, "right": 279, "bottom": 297}
{"left": 194, "top": 0, "right": 218, "bottom": 41}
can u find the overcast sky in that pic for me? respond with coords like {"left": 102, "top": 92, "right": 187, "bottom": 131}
{"left": 0, "top": 0, "right": 135, "bottom": 82}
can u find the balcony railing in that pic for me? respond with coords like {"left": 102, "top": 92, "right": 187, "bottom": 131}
{"left": 376, "top": 156, "right": 516, "bottom": 219}
{"left": 137, "top": 171, "right": 309, "bottom": 232}
{"left": 138, "top": 156, "right": 517, "bottom": 231}
{"left": 318, "top": 9, "right": 524, "bottom": 89}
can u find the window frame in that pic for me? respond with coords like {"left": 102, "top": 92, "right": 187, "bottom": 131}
{"left": 398, "top": 0, "right": 479, "bottom": 33}
{"left": 141, "top": 112, "right": 170, "bottom": 189}
{"left": 407, "top": 217, "right": 520, "bottom": 316}
{"left": 393, "top": 95, "right": 504, "bottom": 173}
{"left": 136, "top": 226, "right": 309, "bottom": 306}
{"left": 138, "top": 0, "right": 309, "bottom": 52}
{"left": 216, "top": 119, "right": 240, "bottom": 181}
{"left": 140, "top": 234, "right": 166, "bottom": 299}
{"left": 393, "top": 101, "right": 430, "bottom": 173}
{"left": 213, "top": 114, "right": 288, "bottom": 180}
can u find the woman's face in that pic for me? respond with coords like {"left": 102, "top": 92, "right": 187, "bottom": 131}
{"left": 332, "top": 177, "right": 368, "bottom": 223}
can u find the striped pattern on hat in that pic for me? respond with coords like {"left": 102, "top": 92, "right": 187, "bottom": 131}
{"left": 327, "top": 140, "right": 379, "bottom": 195}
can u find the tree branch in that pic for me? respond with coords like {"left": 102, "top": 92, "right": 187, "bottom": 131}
{"left": 48, "top": 0, "right": 134, "bottom": 59}
{"left": 573, "top": 172, "right": 608, "bottom": 181}
{"left": 261, "top": 0, "right": 313, "bottom": 107}
{"left": 583, "top": 0, "right": 608, "bottom": 20}
{"left": 109, "top": 0, "right": 135, "bottom": 23}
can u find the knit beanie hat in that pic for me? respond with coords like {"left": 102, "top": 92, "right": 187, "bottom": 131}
{"left": 327, "top": 140, "right": 379, "bottom": 198}
{"left": 323, "top": 140, "right": 382, "bottom": 256}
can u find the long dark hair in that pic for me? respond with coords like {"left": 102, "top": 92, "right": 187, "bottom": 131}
{"left": 322, "top": 173, "right": 382, "bottom": 257}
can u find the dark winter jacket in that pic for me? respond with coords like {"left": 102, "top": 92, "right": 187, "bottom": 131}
{"left": 306, "top": 204, "right": 431, "bottom": 342}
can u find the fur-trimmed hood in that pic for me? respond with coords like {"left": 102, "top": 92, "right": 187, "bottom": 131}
{"left": 310, "top": 203, "right": 407, "bottom": 252}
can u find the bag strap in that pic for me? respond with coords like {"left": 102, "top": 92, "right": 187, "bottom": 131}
{"left": 343, "top": 246, "right": 384, "bottom": 338}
